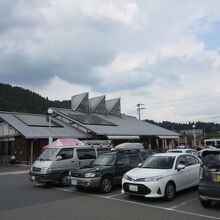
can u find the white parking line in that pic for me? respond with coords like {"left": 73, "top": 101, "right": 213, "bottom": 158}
{"left": 170, "top": 198, "right": 197, "bottom": 209}
{"left": 106, "top": 192, "right": 124, "bottom": 198}
{"left": 56, "top": 187, "right": 220, "bottom": 220}
{"left": 56, "top": 188, "right": 76, "bottom": 192}
{"left": 107, "top": 197, "right": 220, "bottom": 220}
{"left": 0, "top": 170, "right": 29, "bottom": 176}
{"left": 55, "top": 188, "right": 121, "bottom": 199}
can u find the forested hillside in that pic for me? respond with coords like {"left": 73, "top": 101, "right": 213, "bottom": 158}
{"left": 145, "top": 119, "right": 220, "bottom": 138}
{"left": 0, "top": 83, "right": 71, "bottom": 114}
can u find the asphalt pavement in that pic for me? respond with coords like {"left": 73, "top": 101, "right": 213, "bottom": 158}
{"left": 0, "top": 173, "right": 219, "bottom": 220}
{"left": 0, "top": 164, "right": 30, "bottom": 174}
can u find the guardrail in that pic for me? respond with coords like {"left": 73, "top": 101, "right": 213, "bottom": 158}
{"left": 0, "top": 155, "right": 11, "bottom": 165}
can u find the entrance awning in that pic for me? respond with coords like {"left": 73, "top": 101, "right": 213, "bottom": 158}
{"left": 158, "top": 136, "right": 179, "bottom": 139}
{"left": 107, "top": 136, "right": 140, "bottom": 140}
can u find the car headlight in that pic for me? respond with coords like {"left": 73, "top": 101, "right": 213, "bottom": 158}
{"left": 84, "top": 172, "right": 96, "bottom": 178}
{"left": 41, "top": 167, "right": 52, "bottom": 173}
{"left": 144, "top": 175, "right": 163, "bottom": 182}
{"left": 123, "top": 174, "right": 129, "bottom": 180}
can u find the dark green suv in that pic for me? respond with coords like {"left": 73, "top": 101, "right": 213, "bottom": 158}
{"left": 68, "top": 149, "right": 143, "bottom": 193}
{"left": 199, "top": 148, "right": 220, "bottom": 208}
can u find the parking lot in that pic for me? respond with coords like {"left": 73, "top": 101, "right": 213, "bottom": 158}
{"left": 0, "top": 172, "right": 219, "bottom": 220}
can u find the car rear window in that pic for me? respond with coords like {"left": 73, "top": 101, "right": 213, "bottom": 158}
{"left": 77, "top": 148, "right": 96, "bottom": 160}
{"left": 203, "top": 153, "right": 220, "bottom": 169}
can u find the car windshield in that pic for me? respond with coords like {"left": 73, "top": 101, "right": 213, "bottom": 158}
{"left": 93, "top": 154, "right": 116, "bottom": 166}
{"left": 203, "top": 153, "right": 220, "bottom": 169}
{"left": 38, "top": 148, "right": 58, "bottom": 161}
{"left": 141, "top": 156, "right": 175, "bottom": 169}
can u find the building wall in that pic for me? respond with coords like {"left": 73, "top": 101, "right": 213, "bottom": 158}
{"left": 14, "top": 136, "right": 28, "bottom": 163}
{"left": 0, "top": 122, "right": 19, "bottom": 137}
{"left": 12, "top": 137, "right": 49, "bottom": 164}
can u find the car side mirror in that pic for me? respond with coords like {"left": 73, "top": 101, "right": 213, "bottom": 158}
{"left": 177, "top": 164, "right": 185, "bottom": 171}
{"left": 117, "top": 161, "right": 124, "bottom": 167}
{"left": 138, "top": 163, "right": 142, "bottom": 167}
{"left": 56, "top": 155, "right": 62, "bottom": 161}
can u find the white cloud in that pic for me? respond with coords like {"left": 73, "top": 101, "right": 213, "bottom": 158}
{"left": 28, "top": 76, "right": 100, "bottom": 101}
{"left": 94, "top": 52, "right": 152, "bottom": 89}
{"left": 1, "top": 0, "right": 220, "bottom": 123}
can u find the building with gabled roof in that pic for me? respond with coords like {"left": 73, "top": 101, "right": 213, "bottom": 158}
{"left": 0, "top": 92, "right": 179, "bottom": 164}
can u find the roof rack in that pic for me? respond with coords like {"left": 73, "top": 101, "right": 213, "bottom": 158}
{"left": 112, "top": 148, "right": 141, "bottom": 153}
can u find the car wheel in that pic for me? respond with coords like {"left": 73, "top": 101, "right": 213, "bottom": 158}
{"left": 45, "top": 182, "right": 53, "bottom": 186}
{"left": 200, "top": 200, "right": 212, "bottom": 208}
{"left": 164, "top": 182, "right": 175, "bottom": 201}
{"left": 99, "top": 176, "right": 112, "bottom": 193}
{"left": 59, "top": 173, "right": 71, "bottom": 187}
{"left": 75, "top": 186, "right": 83, "bottom": 191}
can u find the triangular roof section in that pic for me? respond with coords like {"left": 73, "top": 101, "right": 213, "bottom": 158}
{"left": 89, "top": 95, "right": 106, "bottom": 115}
{"left": 106, "top": 98, "right": 121, "bottom": 116}
{"left": 71, "top": 92, "right": 89, "bottom": 114}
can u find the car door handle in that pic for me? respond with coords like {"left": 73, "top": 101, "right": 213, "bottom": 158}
{"left": 71, "top": 160, "right": 75, "bottom": 163}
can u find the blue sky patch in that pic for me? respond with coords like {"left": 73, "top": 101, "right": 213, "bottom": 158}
{"left": 196, "top": 20, "right": 220, "bottom": 51}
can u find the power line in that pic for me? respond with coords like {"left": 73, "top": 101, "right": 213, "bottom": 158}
{"left": 145, "top": 92, "right": 220, "bottom": 107}
{"left": 146, "top": 94, "right": 220, "bottom": 110}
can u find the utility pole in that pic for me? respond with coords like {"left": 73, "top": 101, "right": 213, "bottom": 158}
{"left": 192, "top": 124, "right": 196, "bottom": 148}
{"left": 48, "top": 108, "right": 53, "bottom": 147}
{"left": 137, "top": 103, "right": 146, "bottom": 120}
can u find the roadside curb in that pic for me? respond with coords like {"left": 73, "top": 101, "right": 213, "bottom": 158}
{"left": 0, "top": 170, "right": 29, "bottom": 176}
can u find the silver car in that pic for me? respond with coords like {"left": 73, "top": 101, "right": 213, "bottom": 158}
{"left": 29, "top": 146, "right": 110, "bottom": 186}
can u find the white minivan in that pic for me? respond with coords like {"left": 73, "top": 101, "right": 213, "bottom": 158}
{"left": 29, "top": 145, "right": 111, "bottom": 186}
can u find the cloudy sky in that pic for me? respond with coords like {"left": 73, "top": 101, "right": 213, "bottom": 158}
{"left": 1, "top": 0, "right": 220, "bottom": 123}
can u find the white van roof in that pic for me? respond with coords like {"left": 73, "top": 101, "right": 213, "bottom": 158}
{"left": 114, "top": 142, "right": 144, "bottom": 150}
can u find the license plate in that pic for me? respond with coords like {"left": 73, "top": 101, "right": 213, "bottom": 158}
{"left": 71, "top": 179, "right": 77, "bottom": 185}
{"left": 31, "top": 176, "right": 35, "bottom": 181}
{"left": 129, "top": 184, "right": 138, "bottom": 192}
{"left": 216, "top": 174, "right": 220, "bottom": 182}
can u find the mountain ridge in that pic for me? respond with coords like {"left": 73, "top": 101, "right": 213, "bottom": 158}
{"left": 0, "top": 83, "right": 71, "bottom": 114}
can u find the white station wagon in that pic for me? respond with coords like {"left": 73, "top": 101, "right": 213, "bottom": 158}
{"left": 122, "top": 153, "right": 200, "bottom": 201}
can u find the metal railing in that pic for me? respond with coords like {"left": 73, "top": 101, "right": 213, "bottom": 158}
{"left": 0, "top": 155, "right": 11, "bottom": 165}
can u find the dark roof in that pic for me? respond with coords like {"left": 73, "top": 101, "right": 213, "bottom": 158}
{"left": 52, "top": 108, "right": 179, "bottom": 137}
{"left": 0, "top": 111, "right": 88, "bottom": 139}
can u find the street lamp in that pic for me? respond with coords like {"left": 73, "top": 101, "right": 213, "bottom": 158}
{"left": 48, "top": 108, "right": 53, "bottom": 147}
{"left": 192, "top": 124, "right": 196, "bottom": 148}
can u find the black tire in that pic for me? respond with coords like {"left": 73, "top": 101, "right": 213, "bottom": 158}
{"left": 59, "top": 173, "right": 71, "bottom": 187}
{"left": 45, "top": 182, "right": 53, "bottom": 186}
{"left": 200, "top": 200, "right": 212, "bottom": 208}
{"left": 99, "top": 176, "right": 112, "bottom": 193}
{"left": 164, "top": 182, "right": 176, "bottom": 201}
{"left": 75, "top": 186, "right": 83, "bottom": 191}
